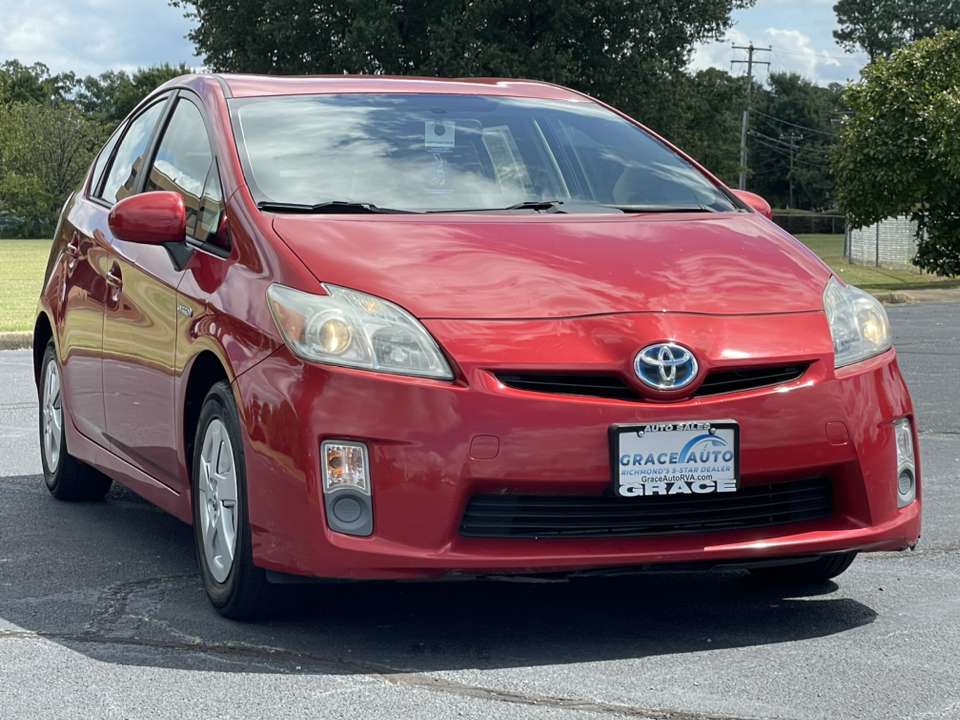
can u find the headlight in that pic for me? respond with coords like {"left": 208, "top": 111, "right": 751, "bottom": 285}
{"left": 823, "top": 276, "right": 892, "bottom": 367}
{"left": 266, "top": 283, "right": 454, "bottom": 379}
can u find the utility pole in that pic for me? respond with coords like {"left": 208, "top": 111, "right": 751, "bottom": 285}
{"left": 779, "top": 132, "right": 804, "bottom": 209}
{"left": 732, "top": 44, "right": 770, "bottom": 190}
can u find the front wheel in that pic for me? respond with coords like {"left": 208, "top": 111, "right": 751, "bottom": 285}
{"left": 192, "top": 381, "right": 278, "bottom": 620}
{"left": 749, "top": 553, "right": 857, "bottom": 585}
{"left": 39, "top": 340, "right": 112, "bottom": 501}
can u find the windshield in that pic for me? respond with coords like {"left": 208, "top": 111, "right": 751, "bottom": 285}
{"left": 230, "top": 94, "right": 739, "bottom": 214}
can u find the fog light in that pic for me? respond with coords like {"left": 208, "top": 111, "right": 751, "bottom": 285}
{"left": 321, "top": 440, "right": 373, "bottom": 536}
{"left": 322, "top": 441, "right": 369, "bottom": 495}
{"left": 894, "top": 419, "right": 917, "bottom": 508}
{"left": 898, "top": 469, "right": 915, "bottom": 497}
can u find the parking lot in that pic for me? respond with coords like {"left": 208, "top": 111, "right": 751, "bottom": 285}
{"left": 2, "top": 302, "right": 959, "bottom": 720}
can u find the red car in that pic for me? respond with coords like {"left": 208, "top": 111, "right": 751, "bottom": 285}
{"left": 35, "top": 74, "right": 920, "bottom": 619}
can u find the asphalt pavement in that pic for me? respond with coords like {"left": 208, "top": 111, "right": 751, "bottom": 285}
{"left": 1, "top": 303, "right": 959, "bottom": 720}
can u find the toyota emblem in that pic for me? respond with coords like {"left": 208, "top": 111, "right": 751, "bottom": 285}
{"left": 634, "top": 343, "right": 699, "bottom": 391}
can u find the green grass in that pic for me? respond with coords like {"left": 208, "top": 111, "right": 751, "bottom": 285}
{"left": 0, "top": 234, "right": 955, "bottom": 334}
{"left": 0, "top": 239, "right": 52, "bottom": 333}
{"left": 796, "top": 234, "right": 960, "bottom": 293}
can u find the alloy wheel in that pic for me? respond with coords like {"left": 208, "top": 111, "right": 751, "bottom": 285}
{"left": 197, "top": 418, "right": 239, "bottom": 583}
{"left": 41, "top": 357, "right": 62, "bottom": 474}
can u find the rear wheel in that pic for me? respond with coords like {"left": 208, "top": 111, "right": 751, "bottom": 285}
{"left": 39, "top": 340, "right": 112, "bottom": 501}
{"left": 193, "top": 381, "right": 279, "bottom": 620}
{"left": 749, "top": 553, "right": 857, "bottom": 584}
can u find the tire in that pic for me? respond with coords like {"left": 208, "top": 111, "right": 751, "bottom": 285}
{"left": 39, "top": 340, "right": 112, "bottom": 501}
{"left": 192, "top": 381, "right": 279, "bottom": 620}
{"left": 749, "top": 553, "right": 857, "bottom": 585}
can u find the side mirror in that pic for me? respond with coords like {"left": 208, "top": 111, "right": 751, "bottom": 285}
{"left": 732, "top": 190, "right": 773, "bottom": 221}
{"left": 108, "top": 191, "right": 187, "bottom": 245}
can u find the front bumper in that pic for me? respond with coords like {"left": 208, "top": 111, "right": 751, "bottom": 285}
{"left": 238, "top": 311, "right": 921, "bottom": 580}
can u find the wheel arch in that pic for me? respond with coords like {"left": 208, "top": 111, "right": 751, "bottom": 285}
{"left": 183, "top": 350, "right": 232, "bottom": 474}
{"left": 33, "top": 313, "right": 54, "bottom": 390}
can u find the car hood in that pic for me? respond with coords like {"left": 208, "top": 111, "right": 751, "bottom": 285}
{"left": 271, "top": 213, "right": 832, "bottom": 319}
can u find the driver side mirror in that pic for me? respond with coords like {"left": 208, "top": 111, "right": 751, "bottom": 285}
{"left": 108, "top": 191, "right": 187, "bottom": 245}
{"left": 732, "top": 190, "right": 773, "bottom": 221}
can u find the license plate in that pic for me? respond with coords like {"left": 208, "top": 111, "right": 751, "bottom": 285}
{"left": 610, "top": 420, "right": 740, "bottom": 498}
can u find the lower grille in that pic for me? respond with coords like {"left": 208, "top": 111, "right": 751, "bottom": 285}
{"left": 460, "top": 478, "right": 832, "bottom": 538}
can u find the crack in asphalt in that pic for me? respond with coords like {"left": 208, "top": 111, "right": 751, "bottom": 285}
{"left": 83, "top": 576, "right": 193, "bottom": 636}
{"left": 0, "top": 628, "right": 764, "bottom": 720}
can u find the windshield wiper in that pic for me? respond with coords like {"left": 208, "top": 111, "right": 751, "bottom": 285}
{"left": 426, "top": 200, "right": 571, "bottom": 214}
{"left": 257, "top": 201, "right": 416, "bottom": 214}
{"left": 601, "top": 204, "right": 718, "bottom": 213}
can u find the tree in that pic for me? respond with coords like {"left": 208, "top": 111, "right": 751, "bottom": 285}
{"left": 652, "top": 68, "right": 744, "bottom": 185}
{"left": 748, "top": 73, "right": 843, "bottom": 210}
{"left": 833, "top": 0, "right": 960, "bottom": 63}
{"left": 0, "top": 102, "right": 105, "bottom": 236}
{"left": 833, "top": 31, "right": 960, "bottom": 275}
{"left": 170, "top": 0, "right": 755, "bottom": 121}
{"left": 0, "top": 60, "right": 76, "bottom": 105}
{"left": 74, "top": 63, "right": 192, "bottom": 124}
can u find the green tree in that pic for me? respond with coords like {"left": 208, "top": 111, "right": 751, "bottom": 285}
{"left": 748, "top": 73, "right": 843, "bottom": 210}
{"left": 0, "top": 102, "right": 105, "bottom": 236}
{"left": 833, "top": 30, "right": 960, "bottom": 275}
{"left": 170, "top": 0, "right": 754, "bottom": 120}
{"left": 74, "top": 63, "right": 192, "bottom": 124}
{"left": 652, "top": 68, "right": 744, "bottom": 184}
{"left": 0, "top": 60, "right": 77, "bottom": 105}
{"left": 833, "top": 0, "right": 960, "bottom": 63}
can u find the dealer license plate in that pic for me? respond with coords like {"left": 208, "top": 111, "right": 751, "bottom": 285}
{"left": 610, "top": 420, "right": 740, "bottom": 498}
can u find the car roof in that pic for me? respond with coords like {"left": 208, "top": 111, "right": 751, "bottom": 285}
{"left": 211, "top": 74, "right": 591, "bottom": 102}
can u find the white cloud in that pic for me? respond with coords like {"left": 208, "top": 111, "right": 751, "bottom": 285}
{"left": 689, "top": 28, "right": 749, "bottom": 75}
{"left": 0, "top": 0, "right": 198, "bottom": 77}
{"left": 691, "top": 1, "right": 870, "bottom": 86}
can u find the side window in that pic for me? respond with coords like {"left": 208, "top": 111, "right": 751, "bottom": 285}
{"left": 98, "top": 99, "right": 168, "bottom": 205}
{"left": 89, "top": 123, "right": 125, "bottom": 197}
{"left": 194, "top": 166, "right": 225, "bottom": 248}
{"left": 145, "top": 98, "right": 214, "bottom": 237}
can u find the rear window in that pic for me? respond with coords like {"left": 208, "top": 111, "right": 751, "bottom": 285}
{"left": 229, "top": 94, "right": 737, "bottom": 214}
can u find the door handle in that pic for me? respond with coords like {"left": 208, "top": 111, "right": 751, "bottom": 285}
{"left": 66, "top": 234, "right": 80, "bottom": 257}
{"left": 106, "top": 264, "right": 122, "bottom": 289}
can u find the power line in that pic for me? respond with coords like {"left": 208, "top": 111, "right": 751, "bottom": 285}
{"left": 752, "top": 116, "right": 836, "bottom": 154}
{"left": 753, "top": 109, "right": 839, "bottom": 138}
{"left": 766, "top": 44, "right": 867, "bottom": 66}
{"left": 747, "top": 133, "right": 834, "bottom": 169}
{"left": 748, "top": 129, "right": 832, "bottom": 160}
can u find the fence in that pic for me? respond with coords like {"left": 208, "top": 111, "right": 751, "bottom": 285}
{"left": 846, "top": 217, "right": 919, "bottom": 271}
{"left": 770, "top": 213, "right": 846, "bottom": 235}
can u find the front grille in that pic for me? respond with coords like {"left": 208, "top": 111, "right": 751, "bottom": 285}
{"left": 697, "top": 365, "right": 808, "bottom": 396}
{"left": 495, "top": 364, "right": 808, "bottom": 401}
{"left": 495, "top": 373, "right": 636, "bottom": 400}
{"left": 459, "top": 477, "right": 832, "bottom": 538}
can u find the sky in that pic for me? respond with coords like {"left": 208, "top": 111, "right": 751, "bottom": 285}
{"left": 692, "top": 0, "right": 870, "bottom": 86}
{"left": 0, "top": 0, "right": 868, "bottom": 87}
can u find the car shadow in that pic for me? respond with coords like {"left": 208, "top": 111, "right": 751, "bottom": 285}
{"left": 1, "top": 476, "right": 878, "bottom": 676}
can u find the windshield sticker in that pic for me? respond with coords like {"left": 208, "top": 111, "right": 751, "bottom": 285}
{"left": 425, "top": 120, "right": 456, "bottom": 148}
{"left": 482, "top": 126, "right": 533, "bottom": 193}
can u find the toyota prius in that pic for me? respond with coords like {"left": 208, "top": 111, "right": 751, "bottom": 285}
{"left": 35, "top": 74, "right": 920, "bottom": 618}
